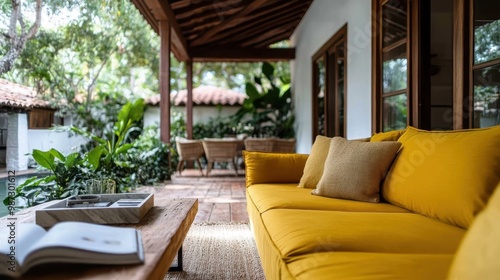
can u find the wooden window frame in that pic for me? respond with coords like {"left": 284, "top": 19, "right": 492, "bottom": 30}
{"left": 311, "top": 24, "right": 348, "bottom": 140}
{"left": 372, "top": 0, "right": 413, "bottom": 133}
{"left": 373, "top": 0, "right": 500, "bottom": 131}
{"left": 467, "top": 0, "right": 500, "bottom": 128}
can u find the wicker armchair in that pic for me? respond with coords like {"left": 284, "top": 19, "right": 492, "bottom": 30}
{"left": 202, "top": 139, "right": 241, "bottom": 176}
{"left": 272, "top": 138, "right": 296, "bottom": 153}
{"left": 175, "top": 137, "right": 205, "bottom": 176}
{"left": 243, "top": 138, "right": 274, "bottom": 152}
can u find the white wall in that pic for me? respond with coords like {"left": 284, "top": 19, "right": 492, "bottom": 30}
{"left": 291, "top": 0, "right": 373, "bottom": 153}
{"left": 144, "top": 106, "right": 241, "bottom": 129}
{"left": 7, "top": 113, "right": 29, "bottom": 170}
{"left": 28, "top": 129, "right": 87, "bottom": 156}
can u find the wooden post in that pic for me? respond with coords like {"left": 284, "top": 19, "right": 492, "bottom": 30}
{"left": 186, "top": 60, "right": 193, "bottom": 139}
{"left": 159, "top": 20, "right": 171, "bottom": 144}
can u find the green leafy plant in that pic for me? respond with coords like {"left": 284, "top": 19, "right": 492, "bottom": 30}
{"left": 4, "top": 147, "right": 102, "bottom": 207}
{"left": 236, "top": 62, "right": 295, "bottom": 138}
{"left": 70, "top": 98, "right": 146, "bottom": 192}
{"left": 126, "top": 125, "right": 171, "bottom": 185}
{"left": 3, "top": 99, "right": 146, "bottom": 208}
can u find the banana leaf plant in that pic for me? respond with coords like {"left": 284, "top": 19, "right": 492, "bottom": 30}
{"left": 70, "top": 98, "right": 145, "bottom": 171}
{"left": 236, "top": 62, "right": 295, "bottom": 138}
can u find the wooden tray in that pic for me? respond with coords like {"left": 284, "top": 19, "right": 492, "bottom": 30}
{"left": 35, "top": 193, "right": 154, "bottom": 227}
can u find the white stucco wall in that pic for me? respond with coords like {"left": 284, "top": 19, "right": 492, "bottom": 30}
{"left": 27, "top": 130, "right": 87, "bottom": 157}
{"left": 144, "top": 106, "right": 241, "bottom": 129}
{"left": 291, "top": 0, "right": 373, "bottom": 153}
{"left": 7, "top": 113, "right": 29, "bottom": 171}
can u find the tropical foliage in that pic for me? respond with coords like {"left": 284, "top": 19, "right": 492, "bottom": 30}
{"left": 236, "top": 62, "right": 295, "bottom": 138}
{"left": 3, "top": 99, "right": 171, "bottom": 208}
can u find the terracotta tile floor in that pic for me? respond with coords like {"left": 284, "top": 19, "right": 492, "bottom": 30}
{"left": 138, "top": 169, "right": 248, "bottom": 223}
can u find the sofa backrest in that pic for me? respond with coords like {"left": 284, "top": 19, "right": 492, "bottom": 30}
{"left": 382, "top": 125, "right": 500, "bottom": 229}
{"left": 447, "top": 181, "right": 500, "bottom": 279}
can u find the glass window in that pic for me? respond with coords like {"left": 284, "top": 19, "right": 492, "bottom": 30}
{"left": 473, "top": 65, "right": 500, "bottom": 128}
{"left": 472, "top": 0, "right": 500, "bottom": 128}
{"left": 474, "top": 1, "right": 500, "bottom": 64}
{"left": 383, "top": 94, "right": 408, "bottom": 131}
{"left": 312, "top": 26, "right": 347, "bottom": 138}
{"left": 379, "top": 0, "right": 409, "bottom": 131}
{"left": 383, "top": 44, "right": 408, "bottom": 94}
{"left": 315, "top": 58, "right": 326, "bottom": 136}
{"left": 382, "top": 0, "right": 408, "bottom": 47}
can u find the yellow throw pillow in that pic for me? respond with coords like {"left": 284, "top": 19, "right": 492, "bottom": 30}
{"left": 312, "top": 137, "right": 402, "bottom": 203}
{"left": 370, "top": 129, "right": 406, "bottom": 142}
{"left": 298, "top": 135, "right": 332, "bottom": 189}
{"left": 448, "top": 182, "right": 500, "bottom": 280}
{"left": 382, "top": 125, "right": 500, "bottom": 229}
{"left": 243, "top": 151, "right": 308, "bottom": 187}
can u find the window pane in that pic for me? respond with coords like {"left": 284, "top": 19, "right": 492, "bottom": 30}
{"left": 382, "top": 0, "right": 408, "bottom": 47}
{"left": 316, "top": 58, "right": 325, "bottom": 135}
{"left": 473, "top": 64, "right": 500, "bottom": 128}
{"left": 474, "top": 0, "right": 500, "bottom": 64}
{"left": 383, "top": 93, "right": 407, "bottom": 132}
{"left": 383, "top": 43, "right": 408, "bottom": 94}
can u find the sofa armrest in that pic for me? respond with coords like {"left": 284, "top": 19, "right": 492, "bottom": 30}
{"left": 243, "top": 151, "right": 309, "bottom": 187}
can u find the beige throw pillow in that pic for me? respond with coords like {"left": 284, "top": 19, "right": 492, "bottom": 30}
{"left": 312, "top": 137, "right": 401, "bottom": 203}
{"left": 298, "top": 135, "right": 332, "bottom": 189}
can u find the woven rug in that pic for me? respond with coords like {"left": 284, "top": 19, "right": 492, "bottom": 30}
{"left": 165, "top": 222, "right": 265, "bottom": 280}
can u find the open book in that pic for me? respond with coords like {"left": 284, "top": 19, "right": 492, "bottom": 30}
{"left": 0, "top": 221, "right": 144, "bottom": 277}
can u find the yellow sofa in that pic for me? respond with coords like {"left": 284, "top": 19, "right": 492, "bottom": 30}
{"left": 244, "top": 126, "right": 500, "bottom": 280}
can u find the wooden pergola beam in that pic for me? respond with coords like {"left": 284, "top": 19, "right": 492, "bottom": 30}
{"left": 190, "top": 0, "right": 275, "bottom": 47}
{"left": 190, "top": 47, "right": 295, "bottom": 62}
{"left": 157, "top": 0, "right": 190, "bottom": 61}
{"left": 200, "top": 0, "right": 304, "bottom": 45}
{"left": 159, "top": 20, "right": 171, "bottom": 144}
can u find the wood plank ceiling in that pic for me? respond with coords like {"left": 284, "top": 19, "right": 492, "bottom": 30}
{"left": 131, "top": 0, "right": 314, "bottom": 62}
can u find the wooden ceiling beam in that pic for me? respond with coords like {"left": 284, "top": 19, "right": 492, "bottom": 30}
{"left": 190, "top": 47, "right": 295, "bottom": 62}
{"left": 240, "top": 28, "right": 290, "bottom": 48}
{"left": 252, "top": 29, "right": 295, "bottom": 48}
{"left": 213, "top": 6, "right": 305, "bottom": 47}
{"left": 198, "top": 0, "right": 305, "bottom": 46}
{"left": 190, "top": 0, "right": 281, "bottom": 47}
{"left": 178, "top": 8, "right": 240, "bottom": 29}
{"left": 174, "top": 0, "right": 243, "bottom": 19}
{"left": 157, "top": 0, "right": 190, "bottom": 61}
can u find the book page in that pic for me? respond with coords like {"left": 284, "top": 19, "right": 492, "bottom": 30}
{"left": 26, "top": 221, "right": 139, "bottom": 256}
{"left": 0, "top": 223, "right": 47, "bottom": 272}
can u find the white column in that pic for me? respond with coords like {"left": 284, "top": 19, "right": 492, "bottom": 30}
{"left": 7, "top": 113, "right": 29, "bottom": 171}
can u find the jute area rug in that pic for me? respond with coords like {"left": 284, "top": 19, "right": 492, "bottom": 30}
{"left": 165, "top": 223, "right": 265, "bottom": 280}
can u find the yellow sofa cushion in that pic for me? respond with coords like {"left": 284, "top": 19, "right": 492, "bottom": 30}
{"left": 370, "top": 129, "right": 406, "bottom": 142}
{"left": 298, "top": 135, "right": 331, "bottom": 189}
{"left": 382, "top": 125, "right": 500, "bottom": 228}
{"left": 313, "top": 137, "right": 401, "bottom": 203}
{"left": 243, "top": 151, "right": 308, "bottom": 187}
{"left": 287, "top": 252, "right": 453, "bottom": 280}
{"left": 448, "top": 183, "right": 500, "bottom": 279}
{"left": 247, "top": 184, "right": 410, "bottom": 214}
{"left": 262, "top": 209, "right": 465, "bottom": 260}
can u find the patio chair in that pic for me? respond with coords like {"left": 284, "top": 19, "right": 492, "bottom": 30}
{"left": 202, "top": 138, "right": 240, "bottom": 176}
{"left": 175, "top": 137, "right": 205, "bottom": 176}
{"left": 243, "top": 138, "right": 274, "bottom": 152}
{"left": 272, "top": 138, "right": 296, "bottom": 153}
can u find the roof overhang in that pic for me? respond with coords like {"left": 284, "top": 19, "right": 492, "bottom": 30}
{"left": 130, "top": 0, "right": 312, "bottom": 62}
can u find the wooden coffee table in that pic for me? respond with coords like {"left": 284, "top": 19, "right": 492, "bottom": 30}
{"left": 0, "top": 197, "right": 198, "bottom": 280}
